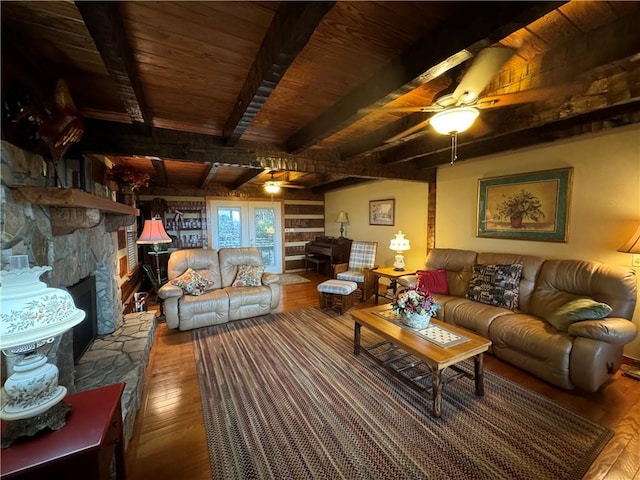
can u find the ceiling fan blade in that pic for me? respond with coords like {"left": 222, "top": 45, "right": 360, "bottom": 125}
{"left": 452, "top": 46, "right": 516, "bottom": 104}
{"left": 359, "top": 105, "right": 442, "bottom": 114}
{"left": 280, "top": 184, "right": 306, "bottom": 189}
{"left": 476, "top": 82, "right": 587, "bottom": 109}
{"left": 384, "top": 118, "right": 432, "bottom": 143}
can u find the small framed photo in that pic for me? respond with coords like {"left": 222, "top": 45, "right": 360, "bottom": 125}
{"left": 369, "top": 199, "right": 395, "bottom": 226}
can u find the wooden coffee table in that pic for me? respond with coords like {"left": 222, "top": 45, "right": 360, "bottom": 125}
{"left": 352, "top": 304, "right": 491, "bottom": 418}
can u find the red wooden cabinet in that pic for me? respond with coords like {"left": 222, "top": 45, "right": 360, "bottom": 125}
{"left": 1, "top": 383, "right": 126, "bottom": 480}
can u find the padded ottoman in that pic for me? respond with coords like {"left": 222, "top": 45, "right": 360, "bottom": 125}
{"left": 317, "top": 279, "right": 358, "bottom": 314}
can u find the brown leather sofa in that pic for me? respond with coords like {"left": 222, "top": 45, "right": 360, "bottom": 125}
{"left": 157, "top": 247, "right": 280, "bottom": 331}
{"left": 399, "top": 248, "right": 638, "bottom": 392}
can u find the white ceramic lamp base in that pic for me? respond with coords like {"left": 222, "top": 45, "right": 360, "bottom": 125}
{"left": 393, "top": 254, "right": 406, "bottom": 271}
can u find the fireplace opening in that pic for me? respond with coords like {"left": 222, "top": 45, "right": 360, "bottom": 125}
{"left": 68, "top": 275, "right": 98, "bottom": 363}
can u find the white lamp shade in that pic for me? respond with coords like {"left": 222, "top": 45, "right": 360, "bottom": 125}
{"left": 389, "top": 231, "right": 410, "bottom": 252}
{"left": 430, "top": 106, "right": 479, "bottom": 135}
{"left": 0, "top": 264, "right": 86, "bottom": 350}
{"left": 137, "top": 217, "right": 172, "bottom": 244}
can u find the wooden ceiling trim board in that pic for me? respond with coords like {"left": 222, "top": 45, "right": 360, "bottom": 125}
{"left": 223, "top": 1, "right": 335, "bottom": 146}
{"left": 310, "top": 178, "right": 375, "bottom": 195}
{"left": 285, "top": 1, "right": 565, "bottom": 154}
{"left": 74, "top": 120, "right": 432, "bottom": 182}
{"left": 413, "top": 100, "right": 640, "bottom": 170}
{"left": 76, "top": 1, "right": 150, "bottom": 125}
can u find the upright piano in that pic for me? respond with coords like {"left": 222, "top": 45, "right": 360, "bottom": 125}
{"left": 304, "top": 236, "right": 352, "bottom": 275}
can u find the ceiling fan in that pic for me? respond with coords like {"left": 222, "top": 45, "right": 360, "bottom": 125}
{"left": 362, "top": 46, "right": 576, "bottom": 161}
{"left": 263, "top": 170, "right": 305, "bottom": 193}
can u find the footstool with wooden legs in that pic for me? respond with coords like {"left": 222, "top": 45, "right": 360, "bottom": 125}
{"left": 317, "top": 279, "right": 358, "bottom": 314}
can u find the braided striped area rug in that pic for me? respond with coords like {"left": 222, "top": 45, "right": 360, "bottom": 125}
{"left": 193, "top": 308, "right": 612, "bottom": 480}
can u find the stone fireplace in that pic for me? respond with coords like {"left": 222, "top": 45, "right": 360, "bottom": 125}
{"left": 1, "top": 141, "right": 125, "bottom": 391}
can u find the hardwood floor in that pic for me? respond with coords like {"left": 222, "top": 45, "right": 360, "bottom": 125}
{"left": 126, "top": 272, "right": 640, "bottom": 479}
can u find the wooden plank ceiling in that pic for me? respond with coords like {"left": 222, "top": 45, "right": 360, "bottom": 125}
{"left": 2, "top": 1, "right": 639, "bottom": 197}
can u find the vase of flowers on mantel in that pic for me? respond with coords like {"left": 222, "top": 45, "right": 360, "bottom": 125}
{"left": 391, "top": 287, "right": 441, "bottom": 329}
{"left": 107, "top": 165, "right": 150, "bottom": 206}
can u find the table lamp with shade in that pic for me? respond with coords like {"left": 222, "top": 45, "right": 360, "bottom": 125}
{"left": 390, "top": 231, "right": 411, "bottom": 271}
{"left": 136, "top": 215, "right": 173, "bottom": 288}
{"left": 0, "top": 255, "right": 86, "bottom": 447}
{"left": 336, "top": 211, "right": 349, "bottom": 238}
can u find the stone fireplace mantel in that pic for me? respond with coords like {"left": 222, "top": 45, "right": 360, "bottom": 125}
{"left": 12, "top": 186, "right": 138, "bottom": 235}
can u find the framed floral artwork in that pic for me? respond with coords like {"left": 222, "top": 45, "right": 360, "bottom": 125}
{"left": 369, "top": 199, "right": 395, "bottom": 226}
{"left": 477, "top": 168, "right": 572, "bottom": 241}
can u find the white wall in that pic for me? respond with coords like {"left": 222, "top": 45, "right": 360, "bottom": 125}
{"left": 436, "top": 125, "right": 640, "bottom": 358}
{"left": 324, "top": 180, "right": 429, "bottom": 273}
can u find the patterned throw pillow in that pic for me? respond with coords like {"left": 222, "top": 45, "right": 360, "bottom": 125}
{"left": 465, "top": 264, "right": 523, "bottom": 310}
{"left": 170, "top": 267, "right": 214, "bottom": 296}
{"left": 416, "top": 269, "right": 449, "bottom": 295}
{"left": 232, "top": 265, "right": 265, "bottom": 287}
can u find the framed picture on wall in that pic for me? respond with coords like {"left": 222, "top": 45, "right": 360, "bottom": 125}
{"left": 369, "top": 199, "right": 395, "bottom": 226}
{"left": 477, "top": 168, "right": 572, "bottom": 242}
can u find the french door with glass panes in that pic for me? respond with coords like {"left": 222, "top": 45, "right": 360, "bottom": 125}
{"left": 208, "top": 200, "right": 283, "bottom": 273}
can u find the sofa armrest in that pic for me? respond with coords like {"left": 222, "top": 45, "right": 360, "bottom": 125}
{"left": 157, "top": 283, "right": 183, "bottom": 299}
{"left": 262, "top": 272, "right": 279, "bottom": 285}
{"left": 568, "top": 318, "right": 638, "bottom": 345}
{"left": 398, "top": 275, "right": 418, "bottom": 288}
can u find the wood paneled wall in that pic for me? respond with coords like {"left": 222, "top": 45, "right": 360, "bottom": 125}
{"left": 284, "top": 199, "right": 325, "bottom": 272}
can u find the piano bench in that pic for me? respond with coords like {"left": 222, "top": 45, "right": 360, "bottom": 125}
{"left": 317, "top": 280, "right": 358, "bottom": 314}
{"left": 305, "top": 255, "right": 328, "bottom": 273}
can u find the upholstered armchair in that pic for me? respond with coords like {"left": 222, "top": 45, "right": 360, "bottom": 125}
{"left": 333, "top": 241, "right": 378, "bottom": 301}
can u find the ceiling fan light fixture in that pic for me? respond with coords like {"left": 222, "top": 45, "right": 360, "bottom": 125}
{"left": 430, "top": 106, "right": 479, "bottom": 135}
{"left": 264, "top": 181, "right": 280, "bottom": 194}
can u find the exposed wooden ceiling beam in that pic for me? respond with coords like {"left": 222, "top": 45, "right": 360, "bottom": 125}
{"left": 199, "top": 163, "right": 218, "bottom": 190}
{"left": 73, "top": 119, "right": 433, "bottom": 182}
{"left": 311, "top": 178, "right": 373, "bottom": 195}
{"left": 151, "top": 158, "right": 167, "bottom": 187}
{"left": 285, "top": 2, "right": 565, "bottom": 153}
{"left": 223, "top": 1, "right": 335, "bottom": 146}
{"left": 76, "top": 1, "right": 150, "bottom": 124}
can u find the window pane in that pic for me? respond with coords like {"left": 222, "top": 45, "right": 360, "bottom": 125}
{"left": 254, "top": 208, "right": 275, "bottom": 267}
{"left": 217, "top": 207, "right": 242, "bottom": 248}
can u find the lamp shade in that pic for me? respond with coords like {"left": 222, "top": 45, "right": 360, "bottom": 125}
{"left": 618, "top": 224, "right": 640, "bottom": 254}
{"left": 430, "top": 106, "right": 479, "bottom": 135}
{"left": 336, "top": 210, "right": 349, "bottom": 224}
{"left": 137, "top": 216, "right": 172, "bottom": 244}
{"left": 0, "top": 259, "right": 86, "bottom": 350}
{"left": 389, "top": 231, "right": 410, "bottom": 252}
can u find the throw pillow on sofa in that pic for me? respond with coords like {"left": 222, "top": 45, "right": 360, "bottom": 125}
{"left": 545, "top": 297, "right": 613, "bottom": 332}
{"left": 466, "top": 263, "right": 523, "bottom": 310}
{"left": 416, "top": 269, "right": 449, "bottom": 295}
{"left": 170, "top": 267, "right": 214, "bottom": 296}
{"left": 232, "top": 264, "right": 265, "bottom": 287}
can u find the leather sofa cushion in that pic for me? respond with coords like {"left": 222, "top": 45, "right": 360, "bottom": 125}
{"left": 530, "top": 259, "right": 638, "bottom": 321}
{"left": 219, "top": 247, "right": 265, "bottom": 287}
{"left": 490, "top": 314, "right": 573, "bottom": 361}
{"left": 441, "top": 297, "right": 511, "bottom": 338}
{"left": 425, "top": 249, "right": 478, "bottom": 297}
{"left": 168, "top": 249, "right": 222, "bottom": 288}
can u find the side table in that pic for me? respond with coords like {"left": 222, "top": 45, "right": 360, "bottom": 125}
{"left": 372, "top": 266, "right": 417, "bottom": 304}
{"left": 1, "top": 383, "right": 126, "bottom": 480}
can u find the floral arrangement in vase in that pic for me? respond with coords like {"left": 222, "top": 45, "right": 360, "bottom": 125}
{"left": 107, "top": 164, "right": 150, "bottom": 191}
{"left": 391, "top": 287, "right": 441, "bottom": 319}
